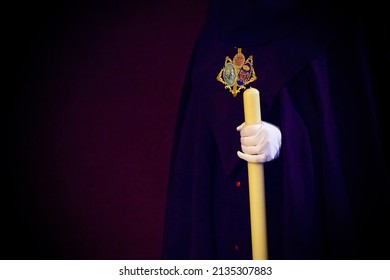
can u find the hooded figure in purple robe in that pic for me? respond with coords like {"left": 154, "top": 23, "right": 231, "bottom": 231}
{"left": 162, "top": 0, "right": 389, "bottom": 259}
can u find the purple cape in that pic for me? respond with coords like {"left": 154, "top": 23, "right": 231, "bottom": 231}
{"left": 162, "top": 0, "right": 390, "bottom": 259}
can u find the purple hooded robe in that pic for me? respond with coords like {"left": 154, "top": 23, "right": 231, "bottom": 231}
{"left": 162, "top": 0, "right": 390, "bottom": 259}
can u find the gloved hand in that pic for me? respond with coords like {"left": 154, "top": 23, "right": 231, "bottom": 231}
{"left": 236, "top": 121, "right": 282, "bottom": 163}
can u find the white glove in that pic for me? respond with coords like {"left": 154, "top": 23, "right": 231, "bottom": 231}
{"left": 236, "top": 121, "right": 282, "bottom": 163}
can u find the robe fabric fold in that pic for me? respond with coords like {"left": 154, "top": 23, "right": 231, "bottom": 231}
{"left": 162, "top": 0, "right": 389, "bottom": 259}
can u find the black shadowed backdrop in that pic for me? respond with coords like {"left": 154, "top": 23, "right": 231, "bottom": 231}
{"left": 6, "top": 0, "right": 208, "bottom": 259}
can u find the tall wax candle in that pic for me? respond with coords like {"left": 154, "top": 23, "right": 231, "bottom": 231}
{"left": 243, "top": 87, "right": 268, "bottom": 260}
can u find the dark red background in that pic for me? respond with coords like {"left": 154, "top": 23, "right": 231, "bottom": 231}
{"left": 6, "top": 0, "right": 208, "bottom": 259}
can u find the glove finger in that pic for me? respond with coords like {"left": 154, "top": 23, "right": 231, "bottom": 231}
{"left": 242, "top": 141, "right": 280, "bottom": 159}
{"left": 241, "top": 144, "right": 261, "bottom": 155}
{"left": 239, "top": 123, "right": 262, "bottom": 137}
{"left": 237, "top": 151, "right": 267, "bottom": 163}
{"left": 241, "top": 133, "right": 265, "bottom": 146}
{"left": 236, "top": 122, "right": 245, "bottom": 131}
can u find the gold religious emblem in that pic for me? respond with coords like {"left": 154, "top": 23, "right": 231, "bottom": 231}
{"left": 216, "top": 48, "right": 257, "bottom": 97}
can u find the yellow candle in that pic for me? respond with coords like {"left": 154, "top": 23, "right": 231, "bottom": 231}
{"left": 243, "top": 87, "right": 268, "bottom": 260}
